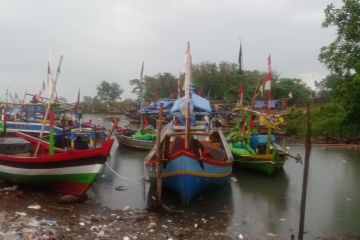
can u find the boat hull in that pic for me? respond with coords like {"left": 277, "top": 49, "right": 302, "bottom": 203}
{"left": 147, "top": 151, "right": 232, "bottom": 205}
{"left": 232, "top": 151, "right": 287, "bottom": 175}
{"left": 116, "top": 134, "right": 154, "bottom": 150}
{"left": 0, "top": 133, "right": 113, "bottom": 196}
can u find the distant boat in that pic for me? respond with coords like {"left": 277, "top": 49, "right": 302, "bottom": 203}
{"left": 0, "top": 132, "right": 113, "bottom": 196}
{"left": 144, "top": 42, "right": 233, "bottom": 205}
{"left": 115, "top": 127, "right": 155, "bottom": 150}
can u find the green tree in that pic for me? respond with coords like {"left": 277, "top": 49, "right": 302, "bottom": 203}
{"left": 96, "top": 81, "right": 124, "bottom": 110}
{"left": 319, "top": 0, "right": 360, "bottom": 133}
{"left": 129, "top": 78, "right": 144, "bottom": 101}
{"left": 272, "top": 78, "right": 314, "bottom": 105}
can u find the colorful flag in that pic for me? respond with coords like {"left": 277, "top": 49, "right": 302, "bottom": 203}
{"left": 241, "top": 121, "right": 246, "bottom": 136}
{"left": 143, "top": 116, "right": 149, "bottom": 126}
{"left": 259, "top": 85, "right": 263, "bottom": 97}
{"left": 249, "top": 114, "right": 255, "bottom": 129}
{"left": 264, "top": 54, "right": 272, "bottom": 91}
{"left": 239, "top": 83, "right": 244, "bottom": 106}
{"left": 288, "top": 91, "right": 293, "bottom": 98}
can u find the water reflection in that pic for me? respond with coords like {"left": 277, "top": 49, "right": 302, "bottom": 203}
{"left": 83, "top": 114, "right": 360, "bottom": 238}
{"left": 93, "top": 143, "right": 149, "bottom": 210}
{"left": 229, "top": 169, "right": 290, "bottom": 237}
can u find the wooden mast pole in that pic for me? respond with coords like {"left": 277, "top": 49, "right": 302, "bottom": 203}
{"left": 185, "top": 41, "right": 191, "bottom": 149}
{"left": 34, "top": 55, "right": 63, "bottom": 157}
{"left": 298, "top": 103, "right": 312, "bottom": 240}
{"left": 155, "top": 103, "right": 164, "bottom": 205}
{"left": 140, "top": 61, "right": 145, "bottom": 130}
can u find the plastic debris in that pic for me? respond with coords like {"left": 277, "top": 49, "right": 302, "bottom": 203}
{"left": 15, "top": 212, "right": 27, "bottom": 216}
{"left": 230, "top": 177, "right": 238, "bottom": 182}
{"left": 44, "top": 219, "right": 57, "bottom": 226}
{"left": 238, "top": 233, "right": 244, "bottom": 239}
{"left": 148, "top": 222, "right": 156, "bottom": 228}
{"left": 280, "top": 218, "right": 286, "bottom": 222}
{"left": 161, "top": 224, "right": 168, "bottom": 229}
{"left": 267, "top": 233, "right": 276, "bottom": 237}
{"left": 123, "top": 236, "right": 130, "bottom": 240}
{"left": 115, "top": 185, "right": 128, "bottom": 191}
{"left": 0, "top": 185, "right": 18, "bottom": 192}
{"left": 123, "top": 206, "right": 131, "bottom": 211}
{"left": 194, "top": 223, "right": 198, "bottom": 228}
{"left": 96, "top": 230, "right": 105, "bottom": 237}
{"left": 28, "top": 204, "right": 41, "bottom": 210}
{"left": 79, "top": 222, "right": 85, "bottom": 226}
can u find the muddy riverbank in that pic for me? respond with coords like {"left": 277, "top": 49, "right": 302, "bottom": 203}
{"left": 0, "top": 185, "right": 238, "bottom": 240}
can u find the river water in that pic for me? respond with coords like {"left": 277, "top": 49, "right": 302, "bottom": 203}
{"left": 86, "top": 114, "right": 360, "bottom": 239}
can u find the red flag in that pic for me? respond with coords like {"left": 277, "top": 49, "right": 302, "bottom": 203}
{"left": 250, "top": 114, "right": 254, "bottom": 129}
{"left": 143, "top": 116, "right": 149, "bottom": 126}
{"left": 239, "top": 83, "right": 244, "bottom": 106}
{"left": 241, "top": 122, "right": 246, "bottom": 136}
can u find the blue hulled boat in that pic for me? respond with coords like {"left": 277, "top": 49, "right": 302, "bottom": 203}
{"left": 144, "top": 42, "right": 233, "bottom": 205}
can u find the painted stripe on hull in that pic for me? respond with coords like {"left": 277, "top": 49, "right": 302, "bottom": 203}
{"left": 147, "top": 154, "right": 231, "bottom": 204}
{"left": 6, "top": 121, "right": 63, "bottom": 134}
{"left": 233, "top": 158, "right": 285, "bottom": 175}
{"left": 0, "top": 156, "right": 107, "bottom": 169}
{"left": 0, "top": 164, "right": 104, "bottom": 196}
{"left": 0, "top": 163, "right": 104, "bottom": 176}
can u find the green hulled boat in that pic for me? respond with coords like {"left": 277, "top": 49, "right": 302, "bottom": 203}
{"left": 229, "top": 141, "right": 288, "bottom": 175}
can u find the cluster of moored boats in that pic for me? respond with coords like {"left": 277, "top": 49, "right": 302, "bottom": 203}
{"left": 0, "top": 42, "right": 301, "bottom": 206}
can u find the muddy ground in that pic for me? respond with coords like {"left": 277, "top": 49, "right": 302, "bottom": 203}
{"left": 1, "top": 184, "right": 359, "bottom": 240}
{"left": 0, "top": 184, "right": 240, "bottom": 240}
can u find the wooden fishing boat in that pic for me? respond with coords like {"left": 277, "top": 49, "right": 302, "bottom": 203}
{"left": 229, "top": 139, "right": 288, "bottom": 175}
{"left": 0, "top": 132, "right": 114, "bottom": 196}
{"left": 145, "top": 125, "right": 233, "bottom": 205}
{"left": 144, "top": 42, "right": 233, "bottom": 205}
{"left": 115, "top": 128, "right": 155, "bottom": 150}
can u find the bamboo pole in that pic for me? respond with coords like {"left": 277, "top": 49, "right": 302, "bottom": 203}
{"left": 298, "top": 103, "right": 312, "bottom": 240}
{"left": 155, "top": 103, "right": 164, "bottom": 205}
{"left": 185, "top": 41, "right": 191, "bottom": 149}
{"left": 34, "top": 55, "right": 63, "bottom": 157}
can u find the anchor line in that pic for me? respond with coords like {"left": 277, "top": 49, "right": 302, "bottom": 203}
{"left": 105, "top": 161, "right": 146, "bottom": 181}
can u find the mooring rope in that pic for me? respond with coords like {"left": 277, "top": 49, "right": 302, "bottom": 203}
{"left": 105, "top": 161, "right": 147, "bottom": 181}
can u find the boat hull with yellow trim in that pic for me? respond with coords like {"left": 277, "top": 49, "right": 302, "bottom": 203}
{"left": 231, "top": 149, "right": 288, "bottom": 176}
{"left": 145, "top": 127, "right": 233, "bottom": 205}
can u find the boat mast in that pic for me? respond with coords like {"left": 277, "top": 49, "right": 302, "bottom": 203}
{"left": 185, "top": 42, "right": 192, "bottom": 149}
{"left": 34, "top": 55, "right": 63, "bottom": 157}
{"left": 139, "top": 61, "right": 145, "bottom": 129}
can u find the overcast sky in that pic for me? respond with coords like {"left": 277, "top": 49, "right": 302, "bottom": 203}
{"left": 0, "top": 0, "right": 341, "bottom": 102}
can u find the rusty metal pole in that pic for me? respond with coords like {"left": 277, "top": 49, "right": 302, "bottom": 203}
{"left": 298, "top": 103, "right": 312, "bottom": 240}
{"left": 155, "top": 103, "right": 164, "bottom": 205}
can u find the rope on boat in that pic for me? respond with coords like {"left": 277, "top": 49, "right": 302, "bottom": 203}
{"left": 105, "top": 161, "right": 147, "bottom": 181}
